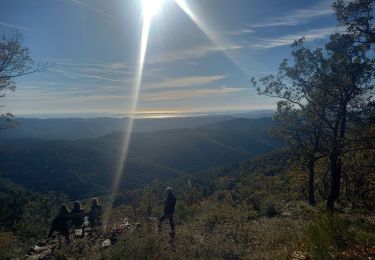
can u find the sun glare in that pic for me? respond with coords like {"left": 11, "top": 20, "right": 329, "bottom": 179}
{"left": 142, "top": 0, "right": 164, "bottom": 20}
{"left": 110, "top": 0, "right": 246, "bottom": 211}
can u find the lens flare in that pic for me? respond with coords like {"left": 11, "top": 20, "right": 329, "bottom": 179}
{"left": 174, "top": 0, "right": 250, "bottom": 76}
{"left": 108, "top": 0, "right": 162, "bottom": 208}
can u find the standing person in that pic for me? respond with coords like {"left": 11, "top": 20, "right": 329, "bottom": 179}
{"left": 158, "top": 187, "right": 176, "bottom": 237}
{"left": 48, "top": 204, "right": 71, "bottom": 244}
{"left": 70, "top": 201, "right": 85, "bottom": 236}
{"left": 88, "top": 198, "right": 102, "bottom": 232}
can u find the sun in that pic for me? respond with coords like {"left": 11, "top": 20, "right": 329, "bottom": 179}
{"left": 141, "top": 0, "right": 164, "bottom": 20}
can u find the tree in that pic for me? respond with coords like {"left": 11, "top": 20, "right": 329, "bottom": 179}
{"left": 251, "top": 39, "right": 329, "bottom": 206}
{"left": 323, "top": 34, "right": 374, "bottom": 209}
{"left": 0, "top": 32, "right": 44, "bottom": 130}
{"left": 0, "top": 176, "right": 35, "bottom": 230}
{"left": 334, "top": 0, "right": 375, "bottom": 45}
{"left": 270, "top": 101, "right": 326, "bottom": 205}
{"left": 252, "top": 34, "right": 374, "bottom": 210}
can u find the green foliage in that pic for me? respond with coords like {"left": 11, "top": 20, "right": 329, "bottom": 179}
{"left": 304, "top": 213, "right": 351, "bottom": 258}
{"left": 15, "top": 191, "right": 68, "bottom": 239}
{"left": 282, "top": 201, "right": 317, "bottom": 219}
{"left": 104, "top": 227, "right": 167, "bottom": 259}
{"left": 0, "top": 175, "right": 72, "bottom": 257}
{"left": 350, "top": 217, "right": 375, "bottom": 246}
{"left": 0, "top": 32, "right": 44, "bottom": 130}
{"left": 301, "top": 212, "right": 375, "bottom": 259}
{"left": 342, "top": 148, "right": 375, "bottom": 210}
{"left": 253, "top": 0, "right": 375, "bottom": 209}
{"left": 0, "top": 232, "right": 24, "bottom": 259}
{"left": 333, "top": 0, "right": 375, "bottom": 44}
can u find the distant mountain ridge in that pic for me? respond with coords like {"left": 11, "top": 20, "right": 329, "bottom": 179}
{"left": 0, "top": 118, "right": 279, "bottom": 199}
{"left": 0, "top": 110, "right": 274, "bottom": 140}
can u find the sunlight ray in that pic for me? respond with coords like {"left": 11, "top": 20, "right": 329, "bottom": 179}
{"left": 109, "top": 5, "right": 154, "bottom": 207}
{"left": 174, "top": 0, "right": 250, "bottom": 77}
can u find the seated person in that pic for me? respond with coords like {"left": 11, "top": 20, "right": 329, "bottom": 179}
{"left": 48, "top": 204, "right": 71, "bottom": 244}
{"left": 70, "top": 201, "right": 86, "bottom": 236}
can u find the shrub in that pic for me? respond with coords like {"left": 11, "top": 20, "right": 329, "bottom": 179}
{"left": 283, "top": 201, "right": 317, "bottom": 219}
{"left": 0, "top": 232, "right": 22, "bottom": 259}
{"left": 304, "top": 213, "right": 351, "bottom": 259}
{"left": 265, "top": 204, "right": 280, "bottom": 218}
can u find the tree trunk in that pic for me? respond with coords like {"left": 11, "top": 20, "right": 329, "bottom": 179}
{"left": 327, "top": 108, "right": 347, "bottom": 210}
{"left": 327, "top": 124, "right": 340, "bottom": 210}
{"left": 343, "top": 170, "right": 351, "bottom": 201}
{"left": 308, "top": 160, "right": 316, "bottom": 205}
{"left": 327, "top": 158, "right": 341, "bottom": 210}
{"left": 327, "top": 155, "right": 337, "bottom": 210}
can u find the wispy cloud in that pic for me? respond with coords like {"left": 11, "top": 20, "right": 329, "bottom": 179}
{"left": 144, "top": 75, "right": 227, "bottom": 90}
{"left": 48, "top": 68, "right": 126, "bottom": 82}
{"left": 67, "top": 0, "right": 111, "bottom": 17}
{"left": 57, "top": 61, "right": 128, "bottom": 71}
{"left": 141, "top": 87, "right": 246, "bottom": 102}
{"left": 148, "top": 43, "right": 244, "bottom": 64}
{"left": 249, "top": 27, "right": 338, "bottom": 50}
{"left": 9, "top": 87, "right": 128, "bottom": 103}
{"left": 45, "top": 60, "right": 131, "bottom": 83}
{"left": 0, "top": 22, "right": 30, "bottom": 31}
{"left": 227, "top": 28, "right": 255, "bottom": 36}
{"left": 251, "top": 0, "right": 333, "bottom": 28}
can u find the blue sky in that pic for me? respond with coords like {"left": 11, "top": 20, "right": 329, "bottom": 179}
{"left": 0, "top": 0, "right": 339, "bottom": 117}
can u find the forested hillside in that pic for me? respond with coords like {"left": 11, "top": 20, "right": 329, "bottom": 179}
{"left": 0, "top": 118, "right": 278, "bottom": 198}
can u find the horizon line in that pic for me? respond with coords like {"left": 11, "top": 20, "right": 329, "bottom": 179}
{"left": 13, "top": 109, "right": 275, "bottom": 119}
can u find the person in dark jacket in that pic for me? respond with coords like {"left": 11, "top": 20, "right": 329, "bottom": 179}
{"left": 70, "top": 201, "right": 85, "bottom": 235}
{"left": 48, "top": 204, "right": 71, "bottom": 244}
{"left": 88, "top": 198, "right": 102, "bottom": 230}
{"left": 158, "top": 187, "right": 176, "bottom": 237}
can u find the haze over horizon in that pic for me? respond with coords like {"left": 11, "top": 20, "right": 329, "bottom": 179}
{"left": 14, "top": 108, "right": 275, "bottom": 119}
{"left": 1, "top": 0, "right": 338, "bottom": 116}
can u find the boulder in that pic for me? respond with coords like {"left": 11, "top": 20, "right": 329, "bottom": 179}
{"left": 101, "top": 239, "right": 111, "bottom": 249}
{"left": 36, "top": 240, "right": 47, "bottom": 247}
{"left": 30, "top": 246, "right": 42, "bottom": 253}
{"left": 25, "top": 248, "right": 52, "bottom": 260}
{"left": 74, "top": 229, "right": 84, "bottom": 238}
{"left": 291, "top": 251, "right": 309, "bottom": 260}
